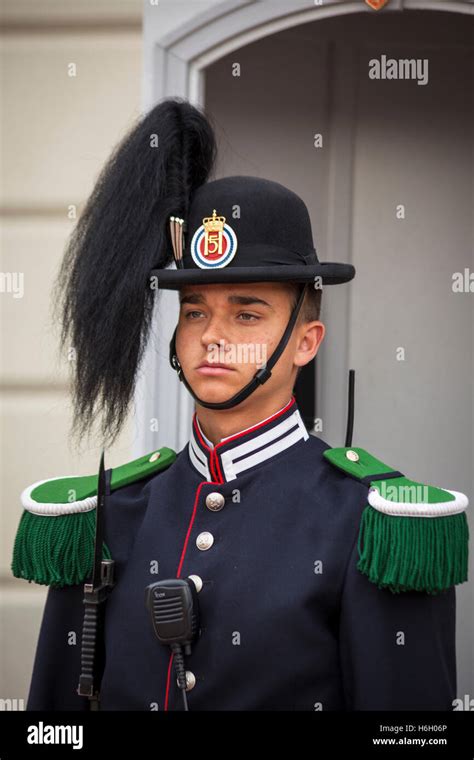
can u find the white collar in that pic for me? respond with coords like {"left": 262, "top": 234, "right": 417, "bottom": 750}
{"left": 188, "top": 395, "right": 309, "bottom": 483}
{"left": 197, "top": 398, "right": 292, "bottom": 448}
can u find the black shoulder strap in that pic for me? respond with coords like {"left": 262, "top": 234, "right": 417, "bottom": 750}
{"left": 77, "top": 451, "right": 115, "bottom": 710}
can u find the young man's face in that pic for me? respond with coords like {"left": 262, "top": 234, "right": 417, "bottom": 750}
{"left": 175, "top": 282, "right": 325, "bottom": 408}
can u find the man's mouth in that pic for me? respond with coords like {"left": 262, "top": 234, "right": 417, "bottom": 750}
{"left": 195, "top": 361, "right": 235, "bottom": 375}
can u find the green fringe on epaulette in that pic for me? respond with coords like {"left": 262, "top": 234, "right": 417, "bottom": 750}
{"left": 11, "top": 509, "right": 111, "bottom": 588}
{"left": 357, "top": 506, "right": 469, "bottom": 594}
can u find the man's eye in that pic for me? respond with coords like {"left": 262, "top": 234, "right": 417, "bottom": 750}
{"left": 184, "top": 311, "right": 203, "bottom": 319}
{"left": 238, "top": 313, "right": 259, "bottom": 321}
{"left": 184, "top": 311, "right": 259, "bottom": 321}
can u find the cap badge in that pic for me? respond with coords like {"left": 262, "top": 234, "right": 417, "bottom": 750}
{"left": 190, "top": 209, "right": 238, "bottom": 269}
{"left": 365, "top": 0, "right": 389, "bottom": 9}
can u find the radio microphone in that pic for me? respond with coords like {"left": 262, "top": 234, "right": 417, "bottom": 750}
{"left": 145, "top": 577, "right": 201, "bottom": 711}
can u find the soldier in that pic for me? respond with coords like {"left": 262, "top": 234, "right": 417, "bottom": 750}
{"left": 11, "top": 98, "right": 469, "bottom": 712}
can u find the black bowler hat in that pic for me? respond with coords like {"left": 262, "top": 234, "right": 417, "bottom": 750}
{"left": 51, "top": 98, "right": 360, "bottom": 440}
{"left": 151, "top": 175, "right": 355, "bottom": 289}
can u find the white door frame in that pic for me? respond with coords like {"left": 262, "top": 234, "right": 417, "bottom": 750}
{"left": 136, "top": 0, "right": 473, "bottom": 457}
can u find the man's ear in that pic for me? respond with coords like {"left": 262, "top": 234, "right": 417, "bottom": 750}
{"left": 294, "top": 321, "right": 325, "bottom": 370}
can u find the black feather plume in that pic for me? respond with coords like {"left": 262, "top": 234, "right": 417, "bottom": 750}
{"left": 51, "top": 97, "right": 217, "bottom": 449}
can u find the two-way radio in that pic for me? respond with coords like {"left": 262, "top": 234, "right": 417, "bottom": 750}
{"left": 145, "top": 577, "right": 201, "bottom": 711}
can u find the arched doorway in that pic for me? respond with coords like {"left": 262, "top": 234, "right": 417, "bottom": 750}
{"left": 140, "top": 2, "right": 473, "bottom": 697}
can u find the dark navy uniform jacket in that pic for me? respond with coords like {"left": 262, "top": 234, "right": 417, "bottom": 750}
{"left": 26, "top": 396, "right": 456, "bottom": 711}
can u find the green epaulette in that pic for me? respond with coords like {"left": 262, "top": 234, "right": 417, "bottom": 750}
{"left": 11, "top": 447, "right": 176, "bottom": 588}
{"left": 323, "top": 446, "right": 469, "bottom": 595}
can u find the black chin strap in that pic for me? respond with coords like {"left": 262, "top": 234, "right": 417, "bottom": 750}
{"left": 169, "top": 283, "right": 309, "bottom": 410}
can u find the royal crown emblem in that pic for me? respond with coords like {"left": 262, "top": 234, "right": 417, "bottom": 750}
{"left": 190, "top": 209, "right": 238, "bottom": 269}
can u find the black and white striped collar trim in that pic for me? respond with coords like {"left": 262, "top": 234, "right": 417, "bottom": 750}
{"left": 188, "top": 396, "right": 309, "bottom": 483}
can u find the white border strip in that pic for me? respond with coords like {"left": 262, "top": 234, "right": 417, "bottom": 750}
{"left": 188, "top": 441, "right": 211, "bottom": 481}
{"left": 368, "top": 486, "right": 469, "bottom": 517}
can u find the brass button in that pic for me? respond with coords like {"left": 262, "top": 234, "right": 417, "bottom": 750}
{"left": 188, "top": 574, "right": 203, "bottom": 592}
{"left": 205, "top": 492, "right": 225, "bottom": 511}
{"left": 196, "top": 531, "right": 214, "bottom": 551}
{"left": 176, "top": 670, "right": 196, "bottom": 691}
{"left": 346, "top": 450, "right": 359, "bottom": 462}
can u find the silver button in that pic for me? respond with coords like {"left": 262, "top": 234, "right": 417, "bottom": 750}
{"left": 196, "top": 531, "right": 214, "bottom": 551}
{"left": 148, "top": 451, "right": 161, "bottom": 462}
{"left": 188, "top": 574, "right": 203, "bottom": 592}
{"left": 346, "top": 450, "right": 359, "bottom": 462}
{"left": 176, "top": 670, "right": 196, "bottom": 691}
{"left": 205, "top": 492, "right": 225, "bottom": 511}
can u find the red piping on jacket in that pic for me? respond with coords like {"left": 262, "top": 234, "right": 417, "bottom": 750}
{"left": 163, "top": 394, "right": 296, "bottom": 710}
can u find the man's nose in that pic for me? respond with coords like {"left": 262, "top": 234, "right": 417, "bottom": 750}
{"left": 200, "top": 313, "right": 230, "bottom": 350}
